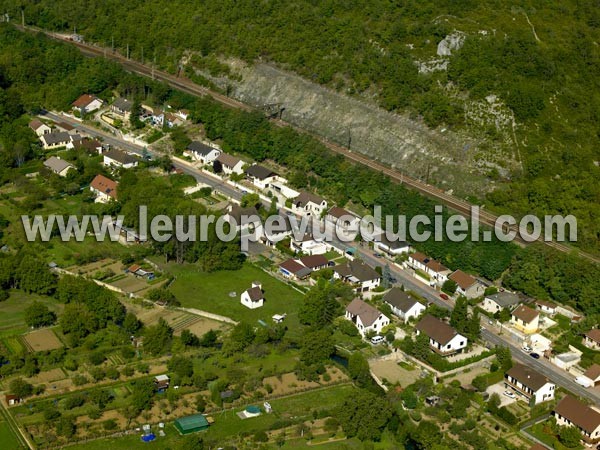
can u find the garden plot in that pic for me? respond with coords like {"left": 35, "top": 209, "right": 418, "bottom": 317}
{"left": 262, "top": 368, "right": 348, "bottom": 397}
{"left": 23, "top": 328, "right": 63, "bottom": 352}
{"left": 369, "top": 358, "right": 422, "bottom": 386}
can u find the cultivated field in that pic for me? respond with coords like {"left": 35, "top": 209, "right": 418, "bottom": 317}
{"left": 23, "top": 329, "right": 63, "bottom": 352}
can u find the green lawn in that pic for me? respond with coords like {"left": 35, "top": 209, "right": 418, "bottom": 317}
{"left": 0, "top": 420, "right": 25, "bottom": 450}
{"left": 0, "top": 290, "right": 63, "bottom": 336}
{"left": 168, "top": 263, "right": 305, "bottom": 334}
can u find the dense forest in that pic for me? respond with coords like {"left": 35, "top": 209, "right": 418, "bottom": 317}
{"left": 0, "top": 24, "right": 598, "bottom": 320}
{"left": 1, "top": 0, "right": 599, "bottom": 253}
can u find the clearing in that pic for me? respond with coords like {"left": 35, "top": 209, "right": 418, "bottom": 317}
{"left": 22, "top": 328, "right": 63, "bottom": 352}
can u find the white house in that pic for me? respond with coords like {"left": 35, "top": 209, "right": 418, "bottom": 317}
{"left": 245, "top": 164, "right": 279, "bottom": 190}
{"left": 505, "top": 363, "right": 555, "bottom": 406}
{"left": 224, "top": 204, "right": 262, "bottom": 236}
{"left": 326, "top": 206, "right": 361, "bottom": 231}
{"left": 298, "top": 254, "right": 329, "bottom": 271}
{"left": 511, "top": 304, "right": 540, "bottom": 334}
{"left": 261, "top": 213, "right": 293, "bottom": 246}
{"left": 333, "top": 260, "right": 381, "bottom": 292}
{"left": 374, "top": 236, "right": 411, "bottom": 257}
{"left": 415, "top": 315, "right": 467, "bottom": 356}
{"left": 291, "top": 191, "right": 328, "bottom": 218}
{"left": 553, "top": 395, "right": 600, "bottom": 444}
{"left": 184, "top": 141, "right": 221, "bottom": 164}
{"left": 407, "top": 252, "right": 451, "bottom": 286}
{"left": 40, "top": 131, "right": 72, "bottom": 150}
{"left": 241, "top": 282, "right": 265, "bottom": 309}
{"left": 482, "top": 291, "right": 520, "bottom": 314}
{"left": 269, "top": 180, "right": 299, "bottom": 199}
{"left": 29, "top": 119, "right": 52, "bottom": 137}
{"left": 72, "top": 94, "right": 103, "bottom": 115}
{"left": 103, "top": 148, "right": 139, "bottom": 169}
{"left": 290, "top": 233, "right": 328, "bottom": 255}
{"left": 215, "top": 152, "right": 245, "bottom": 175}
{"left": 43, "top": 156, "right": 75, "bottom": 177}
{"left": 449, "top": 270, "right": 485, "bottom": 299}
{"left": 111, "top": 98, "right": 133, "bottom": 121}
{"left": 535, "top": 299, "right": 557, "bottom": 316}
{"left": 581, "top": 364, "right": 600, "bottom": 387}
{"left": 583, "top": 329, "right": 600, "bottom": 350}
{"left": 383, "top": 288, "right": 425, "bottom": 321}
{"left": 345, "top": 298, "right": 389, "bottom": 337}
{"left": 90, "top": 174, "right": 118, "bottom": 203}
{"left": 279, "top": 259, "right": 312, "bottom": 280}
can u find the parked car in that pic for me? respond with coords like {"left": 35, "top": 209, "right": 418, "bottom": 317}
{"left": 370, "top": 335, "right": 385, "bottom": 345}
{"left": 503, "top": 390, "right": 516, "bottom": 399}
{"left": 522, "top": 345, "right": 533, "bottom": 353}
{"left": 575, "top": 376, "right": 593, "bottom": 388}
{"left": 439, "top": 293, "right": 449, "bottom": 301}
{"left": 373, "top": 253, "right": 383, "bottom": 258}
{"left": 529, "top": 352, "right": 540, "bottom": 359}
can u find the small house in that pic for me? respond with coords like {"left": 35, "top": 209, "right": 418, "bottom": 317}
{"left": 583, "top": 329, "right": 600, "bottom": 350}
{"left": 535, "top": 299, "right": 557, "bottom": 316}
{"left": 103, "top": 148, "right": 138, "bottom": 169}
{"left": 326, "top": 206, "right": 360, "bottom": 231}
{"left": 298, "top": 254, "right": 329, "bottom": 271}
{"left": 582, "top": 364, "right": 600, "bottom": 387}
{"left": 215, "top": 152, "right": 244, "bottom": 175}
{"left": 553, "top": 395, "right": 600, "bottom": 444}
{"left": 383, "top": 288, "right": 426, "bottom": 321}
{"left": 72, "top": 94, "right": 103, "bottom": 115}
{"left": 184, "top": 141, "right": 221, "bottom": 164}
{"left": 449, "top": 270, "right": 485, "bottom": 299}
{"left": 291, "top": 191, "right": 328, "bottom": 218}
{"left": 511, "top": 304, "right": 540, "bottom": 334}
{"left": 279, "top": 259, "right": 312, "bottom": 281}
{"left": 245, "top": 164, "right": 279, "bottom": 189}
{"left": 29, "top": 119, "right": 52, "bottom": 137}
{"left": 290, "top": 233, "right": 328, "bottom": 255}
{"left": 111, "top": 98, "right": 133, "bottom": 120}
{"left": 90, "top": 174, "right": 118, "bottom": 203}
{"left": 482, "top": 291, "right": 520, "bottom": 314}
{"left": 154, "top": 374, "right": 170, "bottom": 392}
{"left": 504, "top": 363, "right": 555, "bottom": 405}
{"left": 415, "top": 314, "right": 467, "bottom": 356}
{"left": 345, "top": 298, "right": 390, "bottom": 337}
{"left": 40, "top": 131, "right": 72, "bottom": 150}
{"left": 5, "top": 394, "right": 22, "bottom": 406}
{"left": 333, "top": 260, "right": 381, "bottom": 292}
{"left": 43, "top": 156, "right": 75, "bottom": 177}
{"left": 241, "top": 282, "right": 264, "bottom": 309}
{"left": 374, "top": 235, "right": 411, "bottom": 257}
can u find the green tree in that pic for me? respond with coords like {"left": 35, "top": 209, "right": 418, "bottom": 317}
{"left": 558, "top": 425, "right": 582, "bottom": 448}
{"left": 442, "top": 279, "right": 457, "bottom": 295}
{"left": 24, "top": 301, "right": 56, "bottom": 328}
{"left": 336, "top": 390, "right": 392, "bottom": 441}
{"left": 9, "top": 378, "right": 33, "bottom": 398}
{"left": 450, "top": 297, "right": 469, "bottom": 333}
{"left": 143, "top": 318, "right": 173, "bottom": 355}
{"left": 180, "top": 329, "right": 200, "bottom": 347}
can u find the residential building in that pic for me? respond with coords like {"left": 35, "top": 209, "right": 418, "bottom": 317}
{"left": 215, "top": 152, "right": 245, "bottom": 175}
{"left": 504, "top": 363, "right": 555, "bottom": 405}
{"left": 111, "top": 97, "right": 133, "bottom": 120}
{"left": 449, "top": 270, "right": 485, "bottom": 298}
{"left": 583, "top": 329, "right": 600, "bottom": 350}
{"left": 290, "top": 233, "right": 328, "bottom": 255}
{"left": 333, "top": 260, "right": 381, "bottom": 292}
{"left": 415, "top": 315, "right": 468, "bottom": 356}
{"left": 383, "top": 288, "right": 425, "bottom": 321}
{"left": 90, "top": 174, "right": 118, "bottom": 203}
{"left": 55, "top": 121, "right": 76, "bottom": 134}
{"left": 291, "top": 191, "right": 328, "bottom": 218}
{"left": 374, "top": 235, "right": 411, "bottom": 257}
{"left": 551, "top": 349, "right": 581, "bottom": 370}
{"left": 103, "top": 148, "right": 139, "bottom": 169}
{"left": 582, "top": 364, "right": 600, "bottom": 387}
{"left": 72, "top": 94, "right": 103, "bottom": 115}
{"left": 511, "top": 304, "right": 540, "bottom": 334}
{"left": 184, "top": 141, "right": 221, "bottom": 164}
{"left": 482, "top": 291, "right": 520, "bottom": 314}
{"left": 43, "top": 156, "right": 75, "bottom": 177}
{"left": 261, "top": 213, "right": 293, "bottom": 246}
{"left": 40, "top": 131, "right": 72, "bottom": 150}
{"left": 298, "top": 254, "right": 329, "bottom": 271}
{"left": 553, "top": 395, "right": 600, "bottom": 444}
{"left": 535, "top": 299, "right": 557, "bottom": 316}
{"left": 407, "top": 252, "right": 451, "bottom": 286}
{"left": 224, "top": 204, "right": 262, "bottom": 233}
{"left": 326, "top": 206, "right": 360, "bottom": 231}
{"left": 269, "top": 180, "right": 299, "bottom": 199}
{"left": 245, "top": 164, "right": 279, "bottom": 189}
{"left": 241, "top": 282, "right": 264, "bottom": 309}
{"left": 279, "top": 259, "right": 312, "bottom": 280}
{"left": 345, "top": 298, "right": 390, "bottom": 337}
{"left": 29, "top": 119, "right": 52, "bottom": 137}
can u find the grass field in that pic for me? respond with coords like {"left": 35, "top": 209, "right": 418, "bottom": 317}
{"left": 0, "top": 420, "right": 25, "bottom": 450}
{"left": 0, "top": 290, "right": 63, "bottom": 336}
{"left": 167, "top": 263, "right": 305, "bottom": 333}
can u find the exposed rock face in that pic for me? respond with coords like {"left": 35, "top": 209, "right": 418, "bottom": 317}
{"left": 437, "top": 32, "right": 466, "bottom": 57}
{"left": 188, "top": 57, "right": 517, "bottom": 197}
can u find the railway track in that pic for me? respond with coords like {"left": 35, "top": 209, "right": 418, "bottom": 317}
{"left": 18, "top": 25, "right": 599, "bottom": 264}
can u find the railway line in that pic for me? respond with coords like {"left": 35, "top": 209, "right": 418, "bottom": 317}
{"left": 19, "top": 25, "right": 599, "bottom": 264}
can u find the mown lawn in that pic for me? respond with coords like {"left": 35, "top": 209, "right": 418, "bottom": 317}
{"left": 0, "top": 290, "right": 63, "bottom": 336}
{"left": 0, "top": 420, "right": 25, "bottom": 450}
{"left": 167, "top": 263, "right": 305, "bottom": 334}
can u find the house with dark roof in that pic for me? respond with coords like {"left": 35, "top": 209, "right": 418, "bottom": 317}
{"left": 510, "top": 304, "right": 540, "bottom": 334}
{"left": 505, "top": 363, "right": 555, "bottom": 405}
{"left": 40, "top": 131, "right": 72, "bottom": 150}
{"left": 449, "top": 269, "right": 485, "bottom": 299}
{"left": 241, "top": 282, "right": 264, "bottom": 309}
{"left": 184, "top": 141, "right": 221, "bottom": 164}
{"left": 298, "top": 254, "right": 329, "bottom": 271}
{"left": 245, "top": 164, "right": 280, "bottom": 189}
{"left": 224, "top": 204, "right": 261, "bottom": 233}
{"left": 215, "top": 152, "right": 245, "bottom": 175}
{"left": 374, "top": 235, "right": 411, "bottom": 257}
{"left": 583, "top": 329, "right": 600, "bottom": 350}
{"left": 90, "top": 174, "right": 118, "bottom": 203}
{"left": 111, "top": 98, "right": 133, "bottom": 120}
{"left": 291, "top": 191, "right": 328, "bottom": 218}
{"left": 43, "top": 156, "right": 75, "bottom": 177}
{"left": 582, "top": 364, "right": 600, "bottom": 387}
{"left": 407, "top": 252, "right": 451, "bottom": 286}
{"left": 345, "top": 298, "right": 389, "bottom": 337}
{"left": 103, "top": 148, "right": 138, "bottom": 169}
{"left": 72, "top": 94, "right": 103, "bottom": 115}
{"left": 535, "top": 299, "right": 557, "bottom": 316}
{"left": 326, "top": 206, "right": 360, "bottom": 231}
{"left": 333, "top": 260, "right": 381, "bottom": 292}
{"left": 5, "top": 394, "right": 22, "bottom": 406}
{"left": 553, "top": 395, "right": 600, "bottom": 443}
{"left": 415, "top": 315, "right": 467, "bottom": 356}
{"left": 383, "top": 288, "right": 425, "bottom": 321}
{"left": 279, "top": 259, "right": 312, "bottom": 280}
{"left": 29, "top": 119, "right": 52, "bottom": 137}
{"left": 482, "top": 291, "right": 520, "bottom": 314}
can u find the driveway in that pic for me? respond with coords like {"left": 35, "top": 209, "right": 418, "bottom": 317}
{"left": 487, "top": 382, "right": 517, "bottom": 407}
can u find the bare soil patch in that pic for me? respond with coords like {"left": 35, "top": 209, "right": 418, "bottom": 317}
{"left": 369, "top": 359, "right": 421, "bottom": 386}
{"left": 23, "top": 328, "right": 63, "bottom": 352}
{"left": 263, "top": 368, "right": 347, "bottom": 397}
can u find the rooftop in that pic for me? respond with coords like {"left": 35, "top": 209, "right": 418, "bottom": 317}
{"left": 511, "top": 304, "right": 539, "bottom": 324}
{"left": 104, "top": 148, "right": 138, "bottom": 165}
{"left": 43, "top": 156, "right": 74, "bottom": 174}
{"left": 333, "top": 260, "right": 380, "bottom": 282}
{"left": 187, "top": 141, "right": 218, "bottom": 156}
{"left": 90, "top": 174, "right": 118, "bottom": 200}
{"left": 585, "top": 329, "right": 600, "bottom": 344}
{"left": 449, "top": 269, "right": 477, "bottom": 290}
{"left": 216, "top": 152, "right": 242, "bottom": 167}
{"left": 294, "top": 190, "right": 325, "bottom": 206}
{"left": 486, "top": 291, "right": 521, "bottom": 308}
{"left": 506, "top": 363, "right": 551, "bottom": 391}
{"left": 383, "top": 288, "right": 423, "bottom": 313}
{"left": 554, "top": 395, "right": 600, "bottom": 434}
{"left": 415, "top": 315, "right": 463, "bottom": 346}
{"left": 246, "top": 164, "right": 277, "bottom": 180}
{"left": 346, "top": 298, "right": 384, "bottom": 327}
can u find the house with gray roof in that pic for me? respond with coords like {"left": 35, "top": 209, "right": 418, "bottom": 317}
{"left": 383, "top": 288, "right": 425, "bottom": 321}
{"left": 345, "top": 298, "right": 389, "bottom": 337}
{"left": 333, "top": 260, "right": 381, "bottom": 292}
{"left": 482, "top": 291, "right": 520, "bottom": 314}
{"left": 43, "top": 156, "right": 75, "bottom": 177}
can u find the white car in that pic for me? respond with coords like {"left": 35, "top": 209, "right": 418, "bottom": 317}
{"left": 575, "top": 377, "right": 593, "bottom": 388}
{"left": 522, "top": 346, "right": 533, "bottom": 353}
{"left": 370, "top": 335, "right": 385, "bottom": 345}
{"left": 503, "top": 390, "right": 516, "bottom": 399}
